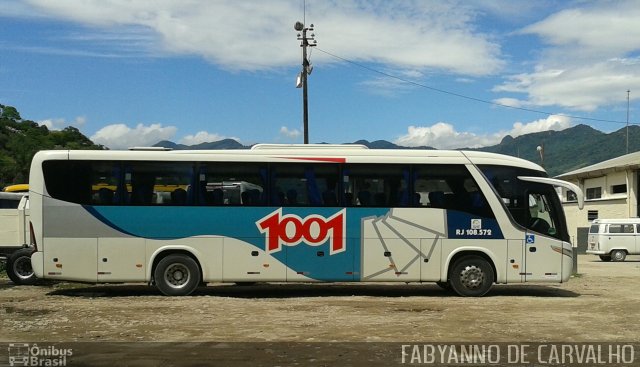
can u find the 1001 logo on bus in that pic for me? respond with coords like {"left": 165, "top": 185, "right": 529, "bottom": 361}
{"left": 257, "top": 208, "right": 346, "bottom": 255}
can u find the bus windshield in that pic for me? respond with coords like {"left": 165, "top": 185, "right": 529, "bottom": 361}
{"left": 479, "top": 165, "right": 569, "bottom": 242}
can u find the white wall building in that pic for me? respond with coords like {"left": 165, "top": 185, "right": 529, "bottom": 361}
{"left": 555, "top": 151, "right": 640, "bottom": 249}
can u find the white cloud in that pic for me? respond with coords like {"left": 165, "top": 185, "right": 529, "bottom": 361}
{"left": 495, "top": 1, "right": 640, "bottom": 111}
{"left": 19, "top": 0, "right": 503, "bottom": 75}
{"left": 492, "top": 97, "right": 524, "bottom": 109}
{"left": 494, "top": 60, "right": 640, "bottom": 111}
{"left": 519, "top": 2, "right": 640, "bottom": 60}
{"left": 39, "top": 115, "right": 86, "bottom": 130}
{"left": 359, "top": 69, "right": 425, "bottom": 96}
{"left": 90, "top": 123, "right": 177, "bottom": 149}
{"left": 394, "top": 115, "right": 572, "bottom": 149}
{"left": 179, "top": 131, "right": 229, "bottom": 146}
{"left": 394, "top": 122, "right": 501, "bottom": 149}
{"left": 509, "top": 115, "right": 572, "bottom": 137}
{"left": 279, "top": 126, "right": 301, "bottom": 139}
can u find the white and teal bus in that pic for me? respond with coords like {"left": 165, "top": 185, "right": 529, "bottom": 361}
{"left": 28, "top": 145, "right": 583, "bottom": 296}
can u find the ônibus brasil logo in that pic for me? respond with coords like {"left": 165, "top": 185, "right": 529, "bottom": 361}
{"left": 257, "top": 208, "right": 346, "bottom": 255}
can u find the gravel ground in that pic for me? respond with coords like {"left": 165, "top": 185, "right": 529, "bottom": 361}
{"left": 1, "top": 255, "right": 639, "bottom": 365}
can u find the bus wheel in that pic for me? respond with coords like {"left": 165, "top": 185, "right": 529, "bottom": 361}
{"left": 154, "top": 254, "right": 201, "bottom": 296}
{"left": 610, "top": 250, "right": 627, "bottom": 262}
{"left": 7, "top": 248, "right": 37, "bottom": 285}
{"left": 599, "top": 255, "right": 611, "bottom": 262}
{"left": 449, "top": 256, "right": 494, "bottom": 297}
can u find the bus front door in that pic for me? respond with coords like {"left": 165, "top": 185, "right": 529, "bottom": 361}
{"left": 523, "top": 233, "right": 563, "bottom": 281}
{"left": 523, "top": 192, "right": 563, "bottom": 282}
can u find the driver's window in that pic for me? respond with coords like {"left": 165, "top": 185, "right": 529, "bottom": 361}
{"left": 527, "top": 193, "right": 557, "bottom": 236}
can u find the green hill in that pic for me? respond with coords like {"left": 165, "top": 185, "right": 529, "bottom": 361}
{"left": 3, "top": 102, "right": 638, "bottom": 185}
{"left": 474, "top": 124, "right": 640, "bottom": 176}
{"left": 0, "top": 104, "right": 104, "bottom": 187}
{"left": 155, "top": 124, "right": 640, "bottom": 177}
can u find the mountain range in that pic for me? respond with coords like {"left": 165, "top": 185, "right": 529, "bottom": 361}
{"left": 154, "top": 124, "right": 640, "bottom": 177}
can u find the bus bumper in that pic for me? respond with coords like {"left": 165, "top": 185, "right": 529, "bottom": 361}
{"left": 31, "top": 251, "right": 44, "bottom": 278}
{"left": 586, "top": 250, "right": 606, "bottom": 255}
{"left": 562, "top": 244, "right": 573, "bottom": 282}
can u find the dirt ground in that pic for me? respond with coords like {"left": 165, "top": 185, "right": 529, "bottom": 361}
{"left": 1, "top": 255, "right": 639, "bottom": 365}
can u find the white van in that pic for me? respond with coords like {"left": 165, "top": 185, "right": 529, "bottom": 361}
{"left": 587, "top": 218, "right": 640, "bottom": 262}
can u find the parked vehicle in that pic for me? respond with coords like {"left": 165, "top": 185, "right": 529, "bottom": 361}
{"left": 0, "top": 190, "right": 36, "bottom": 284}
{"left": 3, "top": 183, "right": 29, "bottom": 193}
{"left": 29, "top": 145, "right": 582, "bottom": 297}
{"left": 587, "top": 218, "right": 640, "bottom": 262}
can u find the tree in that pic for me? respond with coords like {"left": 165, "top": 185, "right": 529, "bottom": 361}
{"left": 0, "top": 105, "right": 21, "bottom": 120}
{"left": 0, "top": 105, "right": 103, "bottom": 188}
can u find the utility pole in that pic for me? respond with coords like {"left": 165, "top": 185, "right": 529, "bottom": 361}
{"left": 294, "top": 21, "right": 316, "bottom": 144}
{"left": 627, "top": 90, "right": 631, "bottom": 154}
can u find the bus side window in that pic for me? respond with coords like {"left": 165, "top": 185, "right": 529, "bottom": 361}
{"left": 270, "top": 164, "right": 339, "bottom": 207}
{"left": 414, "top": 164, "right": 494, "bottom": 218}
{"left": 342, "top": 164, "right": 408, "bottom": 208}
{"left": 126, "top": 162, "right": 194, "bottom": 206}
{"left": 199, "top": 163, "right": 266, "bottom": 206}
{"left": 89, "top": 162, "right": 121, "bottom": 205}
{"left": 43, "top": 160, "right": 92, "bottom": 205}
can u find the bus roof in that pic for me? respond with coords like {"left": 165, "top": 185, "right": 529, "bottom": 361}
{"left": 31, "top": 147, "right": 545, "bottom": 172}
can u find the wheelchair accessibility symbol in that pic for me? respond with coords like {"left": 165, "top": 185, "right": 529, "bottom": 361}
{"left": 525, "top": 234, "right": 535, "bottom": 244}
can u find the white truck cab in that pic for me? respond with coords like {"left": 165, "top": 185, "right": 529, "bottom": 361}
{"left": 0, "top": 191, "right": 36, "bottom": 284}
{"left": 587, "top": 218, "right": 640, "bottom": 262}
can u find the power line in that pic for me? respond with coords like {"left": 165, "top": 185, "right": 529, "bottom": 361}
{"left": 315, "top": 47, "right": 638, "bottom": 126}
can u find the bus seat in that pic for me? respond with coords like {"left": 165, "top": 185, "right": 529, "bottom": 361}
{"left": 131, "top": 186, "right": 153, "bottom": 205}
{"left": 428, "top": 191, "right": 444, "bottom": 208}
{"left": 344, "top": 192, "right": 354, "bottom": 206}
{"left": 414, "top": 192, "right": 422, "bottom": 206}
{"left": 171, "top": 188, "right": 187, "bottom": 205}
{"left": 323, "top": 190, "right": 337, "bottom": 206}
{"left": 98, "top": 188, "right": 114, "bottom": 205}
{"left": 212, "top": 189, "right": 224, "bottom": 205}
{"left": 286, "top": 189, "right": 298, "bottom": 205}
{"left": 241, "top": 191, "right": 251, "bottom": 205}
{"left": 357, "top": 191, "right": 371, "bottom": 206}
{"left": 444, "top": 193, "right": 456, "bottom": 209}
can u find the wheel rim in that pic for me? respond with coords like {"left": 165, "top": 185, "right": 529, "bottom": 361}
{"left": 613, "top": 251, "right": 625, "bottom": 261}
{"left": 163, "top": 263, "right": 191, "bottom": 289}
{"left": 13, "top": 256, "right": 34, "bottom": 280}
{"left": 458, "top": 265, "right": 485, "bottom": 290}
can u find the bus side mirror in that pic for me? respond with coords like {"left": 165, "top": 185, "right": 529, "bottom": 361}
{"left": 548, "top": 227, "right": 557, "bottom": 236}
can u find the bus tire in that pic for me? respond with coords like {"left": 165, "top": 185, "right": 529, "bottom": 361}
{"left": 7, "top": 248, "right": 37, "bottom": 285}
{"left": 610, "top": 250, "right": 627, "bottom": 262}
{"left": 599, "top": 255, "right": 611, "bottom": 262}
{"left": 153, "top": 254, "right": 201, "bottom": 296}
{"left": 449, "top": 256, "right": 494, "bottom": 297}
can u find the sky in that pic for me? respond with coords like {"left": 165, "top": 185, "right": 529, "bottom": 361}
{"left": 1, "top": 0, "right": 640, "bottom": 150}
